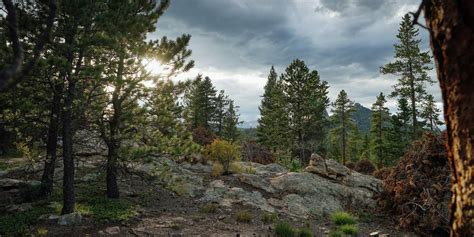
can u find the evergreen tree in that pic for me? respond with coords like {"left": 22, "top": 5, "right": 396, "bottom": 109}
{"left": 330, "top": 90, "right": 355, "bottom": 165}
{"left": 212, "top": 90, "right": 229, "bottom": 136}
{"left": 221, "top": 100, "right": 240, "bottom": 141}
{"left": 381, "top": 14, "right": 433, "bottom": 139}
{"left": 186, "top": 75, "right": 216, "bottom": 129}
{"left": 420, "top": 94, "right": 443, "bottom": 132}
{"left": 257, "top": 66, "right": 278, "bottom": 147}
{"left": 347, "top": 126, "right": 364, "bottom": 162}
{"left": 281, "top": 59, "right": 329, "bottom": 161}
{"left": 369, "top": 92, "right": 391, "bottom": 167}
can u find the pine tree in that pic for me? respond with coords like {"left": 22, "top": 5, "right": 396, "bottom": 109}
{"left": 330, "top": 90, "right": 355, "bottom": 165}
{"left": 420, "top": 94, "right": 443, "bottom": 132}
{"left": 221, "top": 100, "right": 240, "bottom": 141}
{"left": 212, "top": 90, "right": 229, "bottom": 136}
{"left": 186, "top": 75, "right": 216, "bottom": 130}
{"left": 369, "top": 92, "right": 391, "bottom": 167}
{"left": 381, "top": 14, "right": 433, "bottom": 139}
{"left": 257, "top": 66, "right": 278, "bottom": 147}
{"left": 281, "top": 59, "right": 329, "bottom": 161}
{"left": 347, "top": 126, "right": 364, "bottom": 162}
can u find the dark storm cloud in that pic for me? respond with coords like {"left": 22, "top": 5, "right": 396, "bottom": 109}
{"left": 151, "top": 0, "right": 438, "bottom": 125}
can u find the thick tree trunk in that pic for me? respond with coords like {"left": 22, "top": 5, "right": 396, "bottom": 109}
{"left": 424, "top": 1, "right": 474, "bottom": 236}
{"left": 39, "top": 82, "right": 63, "bottom": 197}
{"left": 106, "top": 142, "right": 120, "bottom": 198}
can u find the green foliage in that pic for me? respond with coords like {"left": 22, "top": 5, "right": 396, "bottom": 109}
{"left": 261, "top": 212, "right": 279, "bottom": 223}
{"left": 339, "top": 224, "right": 358, "bottom": 235}
{"left": 329, "top": 230, "right": 344, "bottom": 237}
{"left": 289, "top": 159, "right": 303, "bottom": 172}
{"left": 275, "top": 222, "right": 296, "bottom": 237}
{"left": 0, "top": 206, "right": 51, "bottom": 236}
{"left": 329, "top": 90, "right": 356, "bottom": 164}
{"left": 297, "top": 227, "right": 313, "bottom": 237}
{"left": 381, "top": 14, "right": 434, "bottom": 138}
{"left": 205, "top": 139, "right": 241, "bottom": 174}
{"left": 50, "top": 198, "right": 137, "bottom": 222}
{"left": 235, "top": 210, "right": 253, "bottom": 223}
{"left": 331, "top": 211, "right": 357, "bottom": 225}
{"left": 420, "top": 94, "right": 443, "bottom": 132}
{"left": 369, "top": 92, "right": 392, "bottom": 167}
{"left": 200, "top": 203, "right": 218, "bottom": 213}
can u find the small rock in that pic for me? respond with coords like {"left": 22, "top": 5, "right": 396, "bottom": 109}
{"left": 369, "top": 231, "right": 380, "bottom": 236}
{"left": 105, "top": 226, "right": 120, "bottom": 235}
{"left": 218, "top": 215, "right": 226, "bottom": 220}
{"left": 57, "top": 212, "right": 82, "bottom": 226}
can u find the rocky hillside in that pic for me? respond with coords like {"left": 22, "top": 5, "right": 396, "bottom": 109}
{"left": 0, "top": 155, "right": 414, "bottom": 236}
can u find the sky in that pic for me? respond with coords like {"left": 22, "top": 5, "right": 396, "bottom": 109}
{"left": 146, "top": 0, "right": 442, "bottom": 127}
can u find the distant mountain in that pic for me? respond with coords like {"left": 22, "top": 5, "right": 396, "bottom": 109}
{"left": 327, "top": 103, "right": 372, "bottom": 134}
{"left": 239, "top": 120, "right": 258, "bottom": 128}
{"left": 351, "top": 103, "right": 372, "bottom": 134}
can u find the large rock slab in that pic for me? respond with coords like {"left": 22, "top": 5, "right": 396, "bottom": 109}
{"left": 199, "top": 180, "right": 275, "bottom": 213}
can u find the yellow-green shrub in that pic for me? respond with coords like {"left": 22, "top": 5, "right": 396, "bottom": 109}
{"left": 211, "top": 163, "right": 224, "bottom": 177}
{"left": 205, "top": 139, "right": 241, "bottom": 174}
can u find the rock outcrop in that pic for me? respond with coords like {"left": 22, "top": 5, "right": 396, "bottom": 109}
{"left": 134, "top": 155, "right": 382, "bottom": 219}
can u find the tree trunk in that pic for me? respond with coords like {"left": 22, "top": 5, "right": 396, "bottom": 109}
{"left": 424, "top": 1, "right": 474, "bottom": 236}
{"left": 408, "top": 62, "right": 417, "bottom": 138}
{"left": 106, "top": 142, "right": 120, "bottom": 198}
{"left": 40, "top": 82, "right": 63, "bottom": 198}
{"left": 61, "top": 34, "right": 76, "bottom": 215}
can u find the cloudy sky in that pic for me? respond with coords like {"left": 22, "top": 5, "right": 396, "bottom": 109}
{"left": 147, "top": 0, "right": 441, "bottom": 127}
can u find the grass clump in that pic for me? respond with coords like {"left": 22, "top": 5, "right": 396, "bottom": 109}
{"left": 331, "top": 211, "right": 357, "bottom": 225}
{"left": 205, "top": 139, "right": 241, "bottom": 175}
{"left": 274, "top": 222, "right": 296, "bottom": 237}
{"left": 329, "top": 229, "right": 344, "bottom": 237}
{"left": 261, "top": 212, "right": 278, "bottom": 224}
{"left": 339, "top": 224, "right": 358, "bottom": 235}
{"left": 211, "top": 162, "right": 224, "bottom": 177}
{"left": 235, "top": 210, "right": 253, "bottom": 223}
{"left": 200, "top": 203, "right": 218, "bottom": 213}
{"left": 297, "top": 227, "right": 313, "bottom": 237}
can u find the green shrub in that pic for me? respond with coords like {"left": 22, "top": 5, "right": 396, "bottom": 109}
{"left": 235, "top": 210, "right": 252, "bottom": 223}
{"left": 205, "top": 139, "right": 241, "bottom": 174}
{"left": 329, "top": 229, "right": 344, "bottom": 237}
{"left": 200, "top": 203, "right": 218, "bottom": 213}
{"left": 339, "top": 224, "right": 358, "bottom": 235}
{"left": 275, "top": 222, "right": 296, "bottom": 237}
{"left": 290, "top": 160, "right": 303, "bottom": 172}
{"left": 211, "top": 162, "right": 224, "bottom": 177}
{"left": 88, "top": 197, "right": 138, "bottom": 222}
{"left": 0, "top": 206, "right": 51, "bottom": 236}
{"left": 331, "top": 211, "right": 357, "bottom": 225}
{"left": 298, "top": 227, "right": 313, "bottom": 237}
{"left": 261, "top": 212, "right": 278, "bottom": 223}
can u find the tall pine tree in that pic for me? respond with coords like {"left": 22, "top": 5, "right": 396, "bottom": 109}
{"left": 330, "top": 90, "right": 355, "bottom": 165}
{"left": 381, "top": 14, "right": 433, "bottom": 139}
{"left": 369, "top": 92, "right": 391, "bottom": 167}
{"left": 281, "top": 59, "right": 329, "bottom": 162}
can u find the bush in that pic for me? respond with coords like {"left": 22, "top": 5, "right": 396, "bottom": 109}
{"left": 339, "top": 224, "right": 358, "bottom": 235}
{"left": 275, "top": 222, "right": 296, "bottom": 237}
{"left": 0, "top": 206, "right": 51, "bottom": 236}
{"left": 261, "top": 212, "right": 278, "bottom": 223}
{"left": 241, "top": 141, "right": 274, "bottom": 164}
{"left": 373, "top": 167, "right": 392, "bottom": 179}
{"left": 290, "top": 159, "right": 303, "bottom": 172}
{"left": 192, "top": 126, "right": 217, "bottom": 146}
{"left": 329, "top": 230, "right": 344, "bottom": 237}
{"left": 297, "top": 227, "right": 313, "bottom": 237}
{"left": 331, "top": 211, "right": 357, "bottom": 225}
{"left": 205, "top": 139, "right": 241, "bottom": 174}
{"left": 345, "top": 161, "right": 355, "bottom": 169}
{"left": 211, "top": 163, "right": 224, "bottom": 177}
{"left": 235, "top": 210, "right": 252, "bottom": 223}
{"left": 354, "top": 159, "right": 376, "bottom": 175}
{"left": 200, "top": 203, "right": 218, "bottom": 213}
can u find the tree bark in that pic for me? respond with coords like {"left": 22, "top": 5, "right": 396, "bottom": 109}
{"left": 40, "top": 81, "right": 63, "bottom": 198}
{"left": 61, "top": 33, "right": 76, "bottom": 215}
{"left": 424, "top": 1, "right": 474, "bottom": 236}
